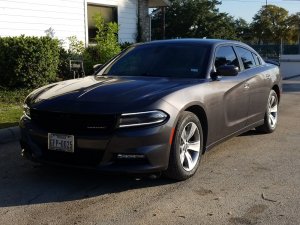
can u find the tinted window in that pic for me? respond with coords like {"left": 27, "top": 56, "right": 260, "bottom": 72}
{"left": 215, "top": 46, "right": 239, "bottom": 69}
{"left": 101, "top": 44, "right": 209, "bottom": 78}
{"left": 252, "top": 53, "right": 261, "bottom": 66}
{"left": 236, "top": 47, "right": 256, "bottom": 69}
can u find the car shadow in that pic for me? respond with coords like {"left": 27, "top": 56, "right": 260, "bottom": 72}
{"left": 239, "top": 129, "right": 263, "bottom": 137}
{"left": 0, "top": 142, "right": 174, "bottom": 208}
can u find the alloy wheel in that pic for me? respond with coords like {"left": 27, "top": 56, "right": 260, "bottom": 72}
{"left": 179, "top": 122, "right": 201, "bottom": 171}
{"left": 268, "top": 94, "right": 278, "bottom": 129}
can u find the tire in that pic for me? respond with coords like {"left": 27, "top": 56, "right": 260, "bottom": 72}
{"left": 165, "top": 111, "right": 203, "bottom": 181}
{"left": 256, "top": 89, "right": 279, "bottom": 133}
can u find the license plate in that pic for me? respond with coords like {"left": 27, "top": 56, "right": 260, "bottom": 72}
{"left": 48, "top": 133, "right": 74, "bottom": 153}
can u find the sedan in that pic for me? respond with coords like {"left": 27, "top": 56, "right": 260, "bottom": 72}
{"left": 20, "top": 39, "right": 281, "bottom": 180}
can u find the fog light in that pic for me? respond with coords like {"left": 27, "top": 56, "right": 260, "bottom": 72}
{"left": 117, "top": 154, "right": 145, "bottom": 159}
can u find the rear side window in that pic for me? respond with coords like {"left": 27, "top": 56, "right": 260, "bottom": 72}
{"left": 252, "top": 53, "right": 261, "bottom": 66}
{"left": 236, "top": 47, "right": 256, "bottom": 69}
{"left": 214, "top": 46, "right": 240, "bottom": 70}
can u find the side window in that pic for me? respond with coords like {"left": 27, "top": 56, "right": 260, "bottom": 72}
{"left": 236, "top": 47, "right": 256, "bottom": 69}
{"left": 215, "top": 46, "right": 240, "bottom": 70}
{"left": 252, "top": 53, "right": 261, "bottom": 66}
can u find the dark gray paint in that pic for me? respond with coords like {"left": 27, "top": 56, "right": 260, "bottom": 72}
{"left": 20, "top": 39, "right": 282, "bottom": 173}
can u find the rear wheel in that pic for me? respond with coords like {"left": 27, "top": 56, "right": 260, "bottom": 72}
{"left": 165, "top": 112, "right": 203, "bottom": 181}
{"left": 256, "top": 89, "right": 278, "bottom": 133}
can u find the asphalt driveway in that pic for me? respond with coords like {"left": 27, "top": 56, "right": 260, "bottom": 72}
{"left": 0, "top": 77, "right": 299, "bottom": 225}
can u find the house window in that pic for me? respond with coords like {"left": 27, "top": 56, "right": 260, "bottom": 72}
{"left": 87, "top": 4, "right": 117, "bottom": 43}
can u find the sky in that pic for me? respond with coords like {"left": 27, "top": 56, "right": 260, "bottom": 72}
{"left": 218, "top": 0, "right": 300, "bottom": 22}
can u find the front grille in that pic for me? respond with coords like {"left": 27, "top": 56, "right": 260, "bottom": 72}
{"left": 30, "top": 109, "right": 118, "bottom": 135}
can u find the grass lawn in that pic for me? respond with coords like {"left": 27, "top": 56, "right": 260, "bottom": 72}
{"left": 0, "top": 102, "right": 23, "bottom": 129}
{"left": 0, "top": 87, "right": 30, "bottom": 129}
{"left": 0, "top": 88, "right": 30, "bottom": 129}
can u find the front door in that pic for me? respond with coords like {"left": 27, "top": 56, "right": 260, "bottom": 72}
{"left": 212, "top": 45, "right": 250, "bottom": 140}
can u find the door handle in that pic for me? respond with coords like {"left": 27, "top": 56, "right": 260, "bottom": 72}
{"left": 266, "top": 74, "right": 271, "bottom": 80}
{"left": 244, "top": 83, "right": 250, "bottom": 89}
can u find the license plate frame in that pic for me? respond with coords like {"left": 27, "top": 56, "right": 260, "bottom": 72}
{"left": 48, "top": 133, "right": 74, "bottom": 153}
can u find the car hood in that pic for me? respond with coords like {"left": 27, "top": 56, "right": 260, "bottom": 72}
{"left": 26, "top": 76, "right": 205, "bottom": 114}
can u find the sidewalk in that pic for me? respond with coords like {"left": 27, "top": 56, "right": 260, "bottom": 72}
{"left": 0, "top": 126, "right": 20, "bottom": 144}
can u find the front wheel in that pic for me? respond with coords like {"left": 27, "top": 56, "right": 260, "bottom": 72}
{"left": 165, "top": 111, "right": 203, "bottom": 181}
{"left": 256, "top": 89, "right": 279, "bottom": 133}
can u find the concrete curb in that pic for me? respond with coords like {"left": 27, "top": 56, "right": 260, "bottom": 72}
{"left": 0, "top": 126, "right": 20, "bottom": 144}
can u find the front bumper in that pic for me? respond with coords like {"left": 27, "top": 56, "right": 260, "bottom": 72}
{"left": 19, "top": 116, "right": 173, "bottom": 174}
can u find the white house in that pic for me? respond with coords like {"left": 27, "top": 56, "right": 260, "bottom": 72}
{"left": 0, "top": 0, "right": 169, "bottom": 45}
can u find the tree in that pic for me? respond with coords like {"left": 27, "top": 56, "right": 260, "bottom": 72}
{"left": 152, "top": 0, "right": 237, "bottom": 40}
{"left": 234, "top": 18, "right": 252, "bottom": 42}
{"left": 250, "top": 5, "right": 292, "bottom": 44}
{"left": 287, "top": 12, "right": 300, "bottom": 44}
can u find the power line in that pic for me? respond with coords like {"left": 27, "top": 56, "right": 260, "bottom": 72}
{"left": 221, "top": 0, "right": 300, "bottom": 3}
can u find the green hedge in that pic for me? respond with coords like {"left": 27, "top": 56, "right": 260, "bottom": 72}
{"left": 83, "top": 46, "right": 101, "bottom": 75}
{"left": 0, "top": 35, "right": 131, "bottom": 89}
{"left": 57, "top": 47, "right": 72, "bottom": 80}
{"left": 0, "top": 36, "right": 60, "bottom": 88}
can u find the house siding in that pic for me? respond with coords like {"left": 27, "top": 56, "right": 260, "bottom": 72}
{"left": 0, "top": 0, "right": 137, "bottom": 45}
{"left": 118, "top": 0, "right": 138, "bottom": 43}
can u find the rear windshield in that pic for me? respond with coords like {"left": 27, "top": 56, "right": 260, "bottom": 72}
{"left": 99, "top": 44, "right": 209, "bottom": 78}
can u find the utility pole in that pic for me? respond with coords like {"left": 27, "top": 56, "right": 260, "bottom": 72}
{"left": 266, "top": 0, "right": 268, "bottom": 6}
{"left": 298, "top": 23, "right": 300, "bottom": 54}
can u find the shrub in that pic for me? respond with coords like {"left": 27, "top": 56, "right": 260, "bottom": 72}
{"left": 93, "top": 14, "right": 121, "bottom": 64}
{"left": 57, "top": 36, "right": 86, "bottom": 80}
{"left": 83, "top": 46, "right": 101, "bottom": 75}
{"left": 0, "top": 36, "right": 60, "bottom": 88}
{"left": 57, "top": 47, "right": 72, "bottom": 80}
{"left": 67, "top": 36, "right": 85, "bottom": 56}
{"left": 80, "top": 14, "right": 122, "bottom": 75}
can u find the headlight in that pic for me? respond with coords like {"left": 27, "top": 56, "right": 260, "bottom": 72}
{"left": 23, "top": 104, "right": 31, "bottom": 119}
{"left": 118, "top": 110, "right": 168, "bottom": 128}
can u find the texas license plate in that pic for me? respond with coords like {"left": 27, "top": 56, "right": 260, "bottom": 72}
{"left": 48, "top": 133, "right": 74, "bottom": 153}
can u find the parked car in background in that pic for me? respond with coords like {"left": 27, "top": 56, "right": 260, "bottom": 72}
{"left": 20, "top": 39, "right": 281, "bottom": 180}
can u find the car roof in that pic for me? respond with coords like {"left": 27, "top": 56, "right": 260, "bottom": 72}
{"left": 143, "top": 38, "right": 241, "bottom": 46}
{"left": 139, "top": 38, "right": 258, "bottom": 55}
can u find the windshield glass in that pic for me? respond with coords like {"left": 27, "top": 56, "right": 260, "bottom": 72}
{"left": 99, "top": 44, "right": 209, "bottom": 78}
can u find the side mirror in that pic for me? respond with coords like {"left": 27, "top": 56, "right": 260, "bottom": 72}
{"left": 216, "top": 65, "right": 239, "bottom": 76}
{"left": 93, "top": 64, "right": 102, "bottom": 73}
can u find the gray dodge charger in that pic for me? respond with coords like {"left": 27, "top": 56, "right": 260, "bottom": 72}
{"left": 20, "top": 39, "right": 281, "bottom": 180}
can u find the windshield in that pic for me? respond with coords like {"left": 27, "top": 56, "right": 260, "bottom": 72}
{"left": 99, "top": 44, "right": 209, "bottom": 78}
